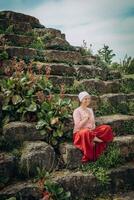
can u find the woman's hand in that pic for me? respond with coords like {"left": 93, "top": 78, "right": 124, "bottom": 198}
{"left": 83, "top": 113, "right": 90, "bottom": 120}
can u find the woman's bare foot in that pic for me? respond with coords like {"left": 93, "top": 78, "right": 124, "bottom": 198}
{"left": 93, "top": 136, "right": 103, "bottom": 143}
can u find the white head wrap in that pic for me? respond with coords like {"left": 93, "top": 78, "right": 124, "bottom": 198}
{"left": 78, "top": 91, "right": 90, "bottom": 102}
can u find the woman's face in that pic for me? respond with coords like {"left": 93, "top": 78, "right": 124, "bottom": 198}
{"left": 81, "top": 95, "right": 91, "bottom": 106}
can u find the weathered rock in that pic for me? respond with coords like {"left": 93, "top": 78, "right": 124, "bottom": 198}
{"left": 3, "top": 122, "right": 45, "bottom": 143}
{"left": 45, "top": 37, "right": 72, "bottom": 50}
{"left": 59, "top": 135, "right": 134, "bottom": 169}
{"left": 100, "top": 93, "right": 127, "bottom": 106}
{"left": 0, "top": 10, "right": 42, "bottom": 28}
{"left": 96, "top": 114, "right": 134, "bottom": 135}
{"left": 59, "top": 143, "right": 82, "bottom": 169}
{"left": 42, "top": 62, "right": 76, "bottom": 76}
{"left": 44, "top": 50, "right": 82, "bottom": 64}
{"left": 114, "top": 135, "right": 134, "bottom": 158}
{"left": 111, "top": 191, "right": 134, "bottom": 200}
{"left": 104, "top": 80, "right": 121, "bottom": 93}
{"left": 75, "top": 65, "right": 106, "bottom": 80}
{"left": 53, "top": 171, "right": 98, "bottom": 199}
{"left": 0, "top": 34, "right": 33, "bottom": 47}
{"left": 122, "top": 76, "right": 134, "bottom": 92}
{"left": 79, "top": 79, "right": 105, "bottom": 94}
{"left": 0, "top": 46, "right": 37, "bottom": 59}
{"left": 0, "top": 180, "right": 41, "bottom": 200}
{"left": 108, "top": 162, "right": 134, "bottom": 193}
{"left": 34, "top": 27, "right": 65, "bottom": 39}
{"left": 0, "top": 153, "right": 15, "bottom": 189}
{"left": 63, "top": 94, "right": 100, "bottom": 110}
{"left": 79, "top": 79, "right": 120, "bottom": 94}
{"left": 107, "top": 70, "right": 122, "bottom": 80}
{"left": 20, "top": 141, "right": 57, "bottom": 177}
{"left": 0, "top": 19, "right": 33, "bottom": 33}
{"left": 49, "top": 75, "right": 74, "bottom": 86}
{"left": 52, "top": 163, "right": 134, "bottom": 199}
{"left": 64, "top": 114, "right": 134, "bottom": 137}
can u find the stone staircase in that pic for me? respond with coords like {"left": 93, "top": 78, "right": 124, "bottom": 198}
{"left": 0, "top": 11, "right": 134, "bottom": 200}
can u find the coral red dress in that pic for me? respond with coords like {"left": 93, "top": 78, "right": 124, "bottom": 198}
{"left": 73, "top": 106, "right": 114, "bottom": 162}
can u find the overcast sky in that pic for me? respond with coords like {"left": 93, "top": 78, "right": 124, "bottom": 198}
{"left": 0, "top": 0, "right": 134, "bottom": 61}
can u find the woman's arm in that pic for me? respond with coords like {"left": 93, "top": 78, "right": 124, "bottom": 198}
{"left": 73, "top": 109, "right": 89, "bottom": 130}
{"left": 90, "top": 108, "right": 96, "bottom": 129}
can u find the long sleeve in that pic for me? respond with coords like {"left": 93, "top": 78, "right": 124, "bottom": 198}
{"left": 73, "top": 107, "right": 96, "bottom": 133}
{"left": 89, "top": 108, "right": 96, "bottom": 129}
{"left": 73, "top": 109, "right": 88, "bottom": 131}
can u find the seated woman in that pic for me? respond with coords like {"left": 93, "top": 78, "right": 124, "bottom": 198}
{"left": 73, "top": 91, "right": 114, "bottom": 163}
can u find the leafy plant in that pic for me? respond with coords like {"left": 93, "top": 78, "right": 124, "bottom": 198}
{"left": 36, "top": 167, "right": 71, "bottom": 200}
{"left": 6, "top": 197, "right": 16, "bottom": 200}
{"left": 30, "top": 36, "right": 44, "bottom": 50}
{"left": 98, "top": 45, "right": 115, "bottom": 65}
{"left": 45, "top": 180, "right": 71, "bottom": 200}
{"left": 95, "top": 101, "right": 116, "bottom": 117}
{"left": 0, "top": 51, "right": 8, "bottom": 61}
{"left": 1, "top": 59, "right": 73, "bottom": 147}
{"left": 81, "top": 144, "right": 124, "bottom": 186}
{"left": 80, "top": 40, "right": 93, "bottom": 56}
{"left": 120, "top": 55, "right": 134, "bottom": 74}
{"left": 5, "top": 25, "right": 14, "bottom": 34}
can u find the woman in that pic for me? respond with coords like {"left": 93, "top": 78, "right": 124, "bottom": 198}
{"left": 73, "top": 91, "right": 114, "bottom": 163}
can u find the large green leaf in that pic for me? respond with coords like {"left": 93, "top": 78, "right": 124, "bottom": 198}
{"left": 41, "top": 101, "right": 51, "bottom": 111}
{"left": 36, "top": 120, "right": 47, "bottom": 129}
{"left": 12, "top": 95, "right": 22, "bottom": 105}
{"left": 26, "top": 102, "right": 37, "bottom": 112}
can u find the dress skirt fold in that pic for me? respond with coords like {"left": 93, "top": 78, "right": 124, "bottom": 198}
{"left": 73, "top": 124, "right": 114, "bottom": 162}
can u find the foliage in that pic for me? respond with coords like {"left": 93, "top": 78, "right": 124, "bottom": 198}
{"left": 64, "top": 80, "right": 99, "bottom": 96}
{"left": 43, "top": 33, "right": 54, "bottom": 43}
{"left": 120, "top": 55, "right": 134, "bottom": 74}
{"left": 1, "top": 58, "right": 73, "bottom": 147}
{"left": 0, "top": 50, "right": 8, "bottom": 60}
{"left": 95, "top": 101, "right": 116, "bottom": 117}
{"left": 80, "top": 40, "right": 93, "bottom": 56}
{"left": 5, "top": 25, "right": 14, "bottom": 34}
{"left": 30, "top": 36, "right": 44, "bottom": 50}
{"left": 94, "top": 54, "right": 108, "bottom": 70}
{"left": 120, "top": 76, "right": 134, "bottom": 93}
{"left": 81, "top": 143, "right": 124, "bottom": 186}
{"left": 98, "top": 45, "right": 115, "bottom": 65}
{"left": 5, "top": 198, "right": 16, "bottom": 200}
{"left": 36, "top": 167, "right": 71, "bottom": 200}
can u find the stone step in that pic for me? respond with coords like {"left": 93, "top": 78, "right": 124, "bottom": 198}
{"left": 52, "top": 162, "right": 134, "bottom": 199}
{"left": 59, "top": 135, "right": 134, "bottom": 169}
{"left": 0, "top": 46, "right": 37, "bottom": 59}
{"left": 79, "top": 79, "right": 121, "bottom": 94}
{"left": 43, "top": 49, "right": 82, "bottom": 64}
{"left": 0, "top": 180, "right": 41, "bottom": 199}
{"left": 2, "top": 114, "right": 134, "bottom": 150}
{"left": 65, "top": 114, "right": 134, "bottom": 136}
{"left": 0, "top": 46, "right": 82, "bottom": 64}
{"left": 107, "top": 191, "right": 134, "bottom": 200}
{"left": 64, "top": 93, "right": 134, "bottom": 110}
{"left": 2, "top": 60, "right": 110, "bottom": 80}
{"left": 0, "top": 33, "right": 33, "bottom": 47}
{"left": 96, "top": 114, "right": 134, "bottom": 135}
{"left": 0, "top": 162, "right": 134, "bottom": 199}
{"left": 32, "top": 62, "right": 106, "bottom": 79}
{"left": 34, "top": 27, "right": 66, "bottom": 39}
{"left": 2, "top": 115, "right": 134, "bottom": 149}
{"left": 2, "top": 122, "right": 45, "bottom": 145}
{"left": 0, "top": 33, "right": 74, "bottom": 51}
{"left": 0, "top": 152, "right": 14, "bottom": 189}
